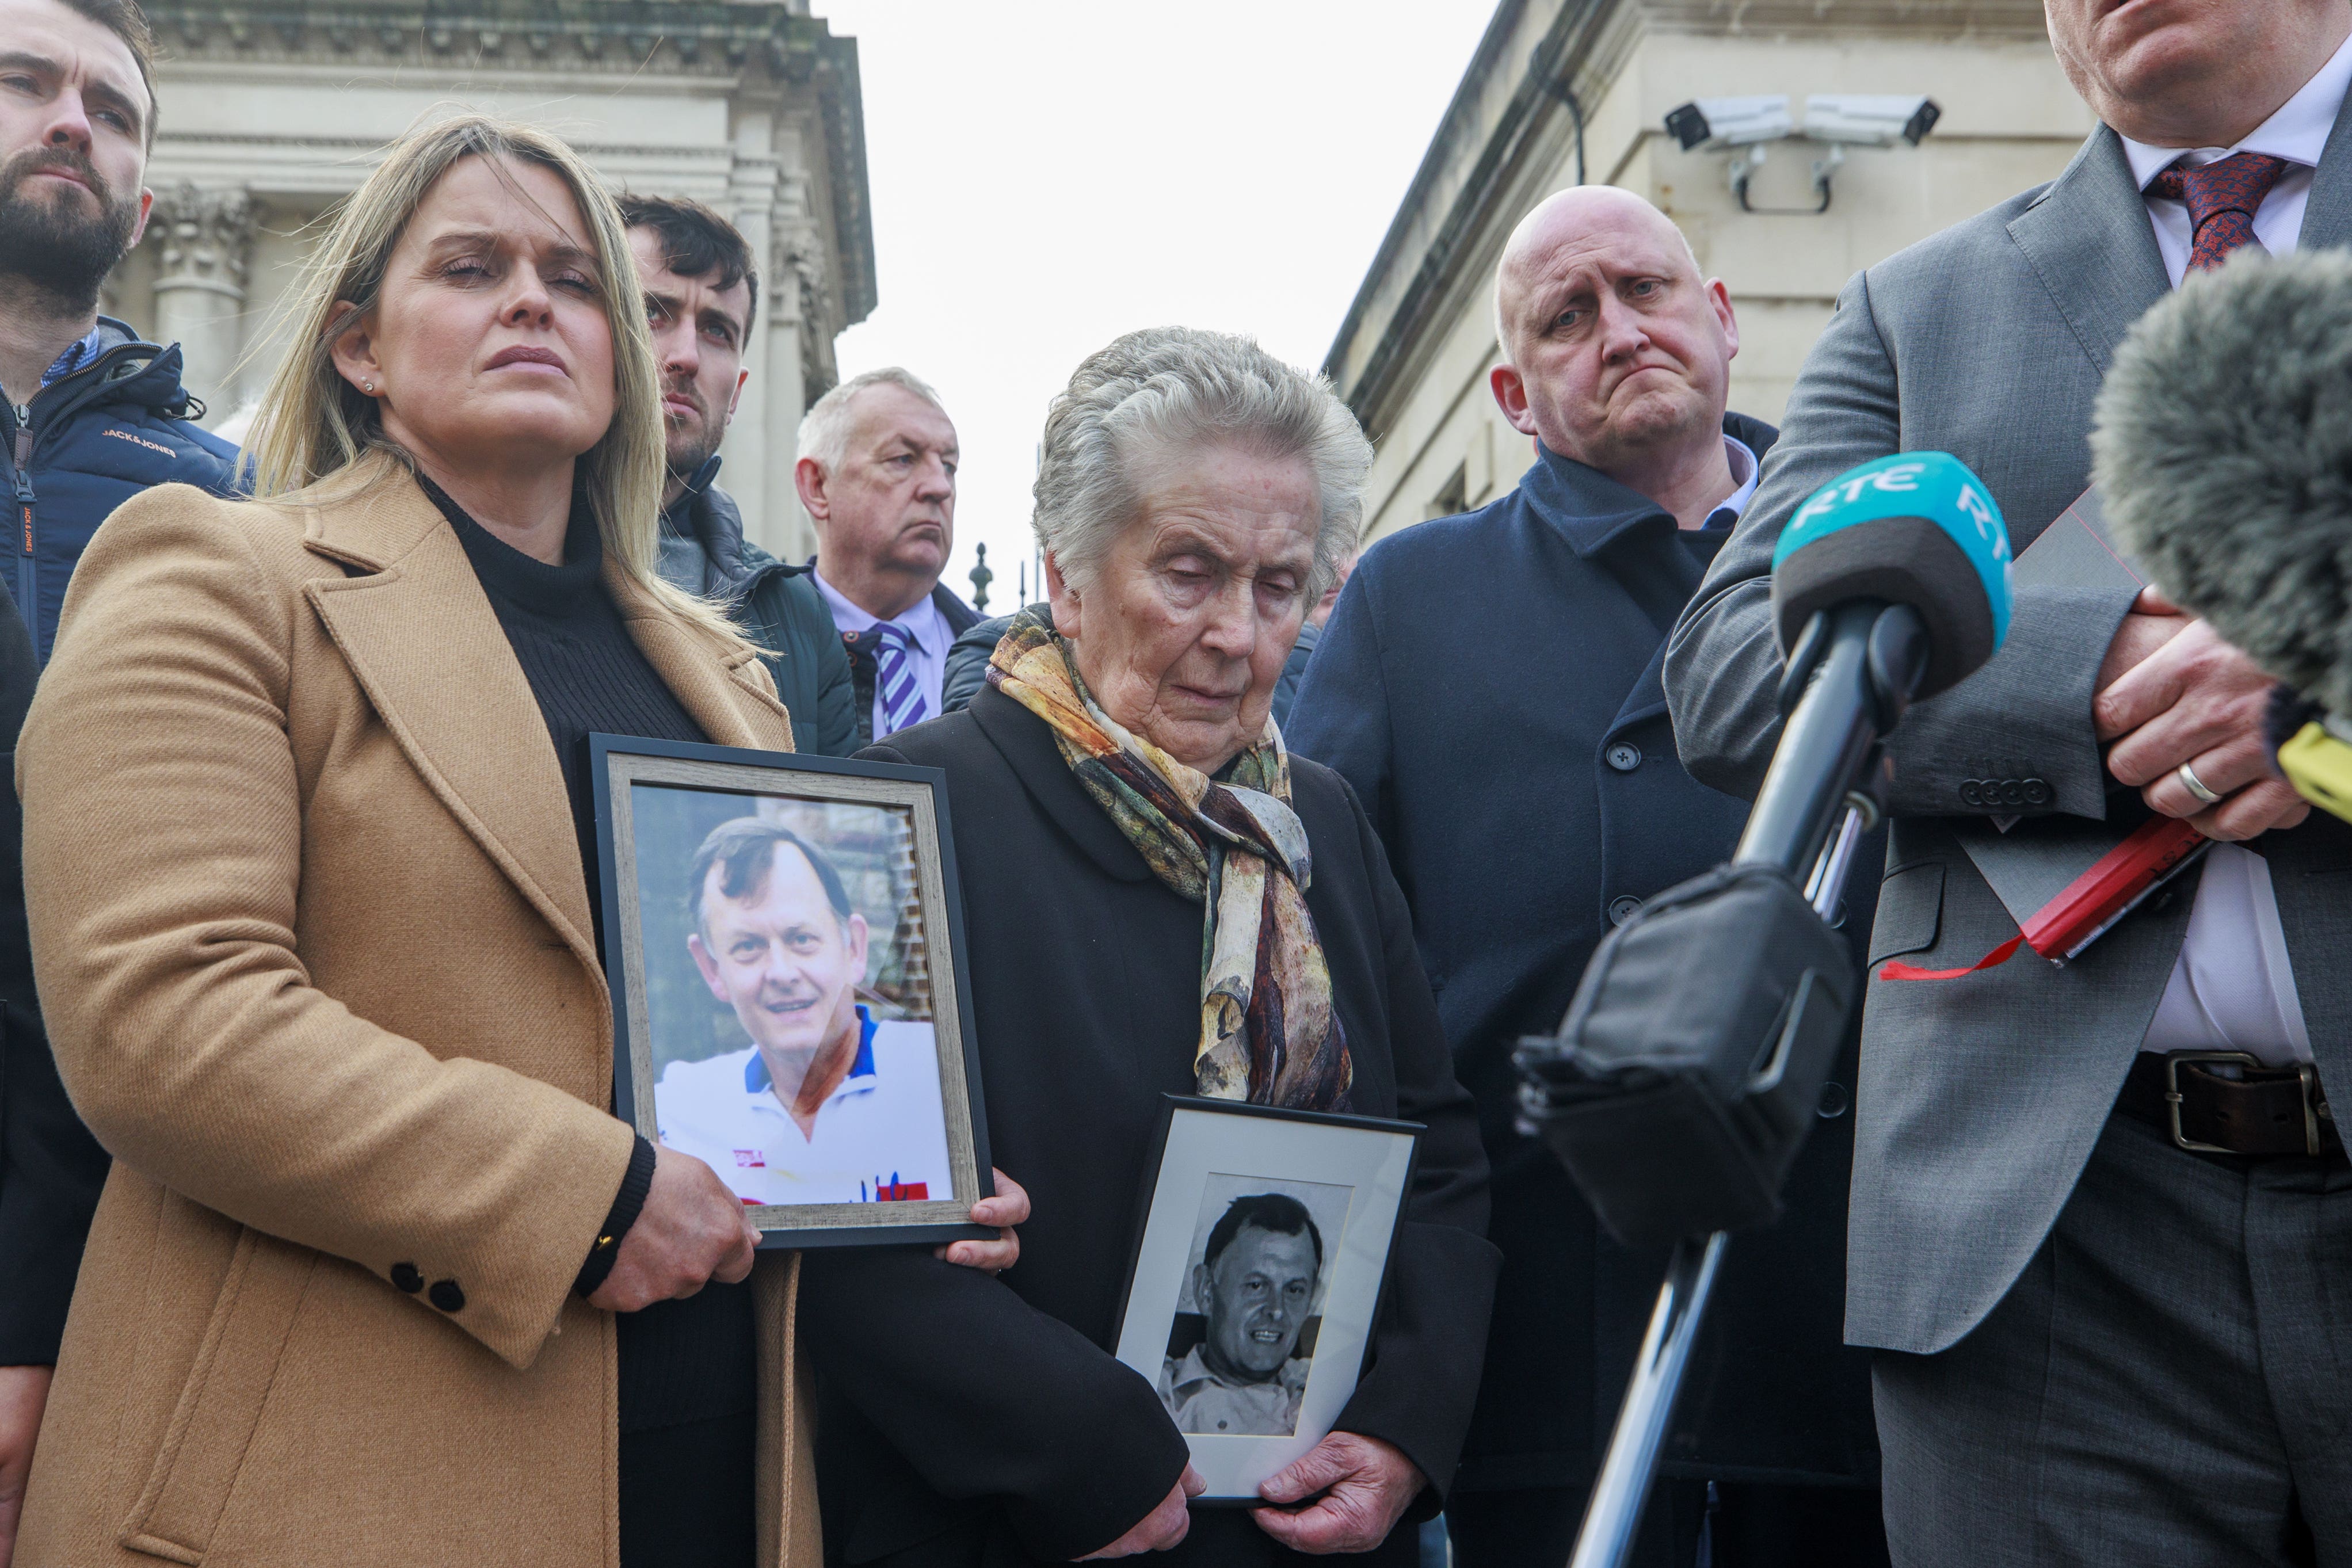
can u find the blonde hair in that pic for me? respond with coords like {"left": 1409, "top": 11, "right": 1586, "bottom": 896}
{"left": 244, "top": 111, "right": 746, "bottom": 646}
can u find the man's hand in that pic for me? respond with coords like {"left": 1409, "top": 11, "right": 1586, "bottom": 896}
{"left": 586, "top": 1144, "right": 760, "bottom": 1313}
{"left": 0, "top": 1364, "right": 53, "bottom": 1568}
{"left": 2095, "top": 586, "right": 2310, "bottom": 841}
{"left": 1077, "top": 1464, "right": 1204, "bottom": 1559}
{"left": 934, "top": 1167, "right": 1029, "bottom": 1274}
{"left": 1251, "top": 1432, "right": 1425, "bottom": 1555}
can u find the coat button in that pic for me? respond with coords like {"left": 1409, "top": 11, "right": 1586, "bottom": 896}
{"left": 1608, "top": 895, "right": 1641, "bottom": 927}
{"left": 390, "top": 1262, "right": 423, "bottom": 1294}
{"left": 1605, "top": 742, "right": 1642, "bottom": 772}
{"left": 428, "top": 1279, "right": 467, "bottom": 1313}
{"left": 1818, "top": 1082, "right": 1851, "bottom": 1119}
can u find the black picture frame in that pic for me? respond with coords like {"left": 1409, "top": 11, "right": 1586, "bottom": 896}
{"left": 592, "top": 733, "right": 993, "bottom": 1249}
{"left": 1109, "top": 1095, "right": 1422, "bottom": 1505}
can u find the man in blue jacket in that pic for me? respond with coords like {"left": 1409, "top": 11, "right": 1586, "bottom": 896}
{"left": 620, "top": 194, "right": 857, "bottom": 756}
{"left": 1288, "top": 188, "right": 1884, "bottom": 1567}
{"left": 0, "top": 1, "right": 240, "bottom": 1554}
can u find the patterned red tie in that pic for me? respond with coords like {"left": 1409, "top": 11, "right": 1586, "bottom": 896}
{"left": 2146, "top": 151, "right": 2292, "bottom": 272}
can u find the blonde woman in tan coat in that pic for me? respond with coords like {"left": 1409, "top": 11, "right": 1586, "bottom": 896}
{"left": 10, "top": 115, "right": 1023, "bottom": 1568}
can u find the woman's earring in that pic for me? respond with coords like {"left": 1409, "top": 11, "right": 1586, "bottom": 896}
{"left": 361, "top": 381, "right": 376, "bottom": 395}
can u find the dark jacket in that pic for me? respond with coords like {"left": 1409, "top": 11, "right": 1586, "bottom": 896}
{"left": 830, "top": 578, "right": 983, "bottom": 747}
{"left": 1286, "top": 417, "right": 1885, "bottom": 1500}
{"left": 805, "top": 685, "right": 1501, "bottom": 1568}
{"left": 940, "top": 609, "right": 1015, "bottom": 715}
{"left": 664, "top": 465, "right": 857, "bottom": 756}
{"left": 0, "top": 578, "right": 89, "bottom": 1365}
{"left": 0, "top": 322, "right": 235, "bottom": 1364}
{"left": 943, "top": 610, "right": 1320, "bottom": 726}
{"left": 1, "top": 318, "right": 241, "bottom": 666}
{"left": 1272, "top": 620, "right": 1322, "bottom": 730}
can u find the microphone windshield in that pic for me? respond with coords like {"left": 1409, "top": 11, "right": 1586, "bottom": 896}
{"left": 1770, "top": 451, "right": 2014, "bottom": 697}
{"left": 2094, "top": 250, "right": 2352, "bottom": 720}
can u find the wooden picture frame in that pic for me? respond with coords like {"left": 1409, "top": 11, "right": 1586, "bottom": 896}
{"left": 592, "top": 734, "right": 993, "bottom": 1249}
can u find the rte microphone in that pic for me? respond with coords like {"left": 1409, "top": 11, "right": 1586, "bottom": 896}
{"left": 2092, "top": 248, "right": 2352, "bottom": 823}
{"left": 1518, "top": 451, "right": 2015, "bottom": 1568}
{"left": 1518, "top": 449, "right": 2015, "bottom": 1250}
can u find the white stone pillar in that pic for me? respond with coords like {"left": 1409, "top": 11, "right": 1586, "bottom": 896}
{"left": 148, "top": 182, "right": 254, "bottom": 421}
{"left": 723, "top": 110, "right": 780, "bottom": 548}
{"left": 761, "top": 225, "right": 822, "bottom": 564}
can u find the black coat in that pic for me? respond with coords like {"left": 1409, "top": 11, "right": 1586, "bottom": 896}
{"left": 1286, "top": 421, "right": 1883, "bottom": 1499}
{"left": 0, "top": 578, "right": 101, "bottom": 1364}
{"left": 805, "top": 685, "right": 1500, "bottom": 1567}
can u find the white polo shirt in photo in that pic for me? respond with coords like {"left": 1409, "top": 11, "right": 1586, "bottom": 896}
{"left": 655, "top": 1006, "right": 954, "bottom": 1205}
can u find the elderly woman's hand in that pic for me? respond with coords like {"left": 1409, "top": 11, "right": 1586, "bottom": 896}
{"left": 589, "top": 1144, "right": 760, "bottom": 1313}
{"left": 1250, "top": 1432, "right": 1425, "bottom": 1554}
{"left": 934, "top": 1167, "right": 1030, "bottom": 1274}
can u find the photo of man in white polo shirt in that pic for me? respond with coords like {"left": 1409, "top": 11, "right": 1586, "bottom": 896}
{"left": 654, "top": 816, "right": 953, "bottom": 1206}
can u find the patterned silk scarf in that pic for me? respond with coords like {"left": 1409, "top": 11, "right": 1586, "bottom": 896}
{"left": 988, "top": 606, "right": 1354, "bottom": 1111}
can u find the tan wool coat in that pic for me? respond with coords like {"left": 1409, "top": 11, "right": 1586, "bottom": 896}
{"left": 14, "top": 461, "right": 819, "bottom": 1567}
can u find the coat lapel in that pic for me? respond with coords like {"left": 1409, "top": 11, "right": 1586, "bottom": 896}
{"left": 604, "top": 560, "right": 797, "bottom": 753}
{"left": 302, "top": 468, "right": 600, "bottom": 960}
{"left": 2007, "top": 127, "right": 2170, "bottom": 379}
{"left": 2298, "top": 87, "right": 2352, "bottom": 248}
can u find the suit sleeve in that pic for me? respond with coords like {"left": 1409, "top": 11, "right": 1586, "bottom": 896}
{"left": 17, "top": 489, "right": 635, "bottom": 1371}
{"left": 1283, "top": 567, "right": 1398, "bottom": 846}
{"left": 1665, "top": 269, "right": 2137, "bottom": 819}
{"left": 1329, "top": 777, "right": 1500, "bottom": 1512}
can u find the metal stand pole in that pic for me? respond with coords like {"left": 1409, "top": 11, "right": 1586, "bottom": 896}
{"left": 1564, "top": 802, "right": 1867, "bottom": 1568}
{"left": 1565, "top": 1232, "right": 1727, "bottom": 1568}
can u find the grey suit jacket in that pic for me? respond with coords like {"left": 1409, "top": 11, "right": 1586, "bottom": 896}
{"left": 1664, "top": 118, "right": 2352, "bottom": 1356}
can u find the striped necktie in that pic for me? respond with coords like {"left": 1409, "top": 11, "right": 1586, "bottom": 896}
{"left": 874, "top": 620, "right": 928, "bottom": 735}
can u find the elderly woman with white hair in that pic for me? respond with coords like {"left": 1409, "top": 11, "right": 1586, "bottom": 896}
{"left": 801, "top": 327, "right": 1499, "bottom": 1567}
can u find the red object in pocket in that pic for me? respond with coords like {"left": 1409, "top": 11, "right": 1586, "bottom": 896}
{"left": 1880, "top": 815, "right": 2207, "bottom": 981}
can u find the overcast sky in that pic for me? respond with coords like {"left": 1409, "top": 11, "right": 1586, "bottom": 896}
{"left": 808, "top": 1, "right": 1494, "bottom": 612}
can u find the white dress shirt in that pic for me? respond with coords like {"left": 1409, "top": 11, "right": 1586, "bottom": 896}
{"left": 2118, "top": 29, "right": 2352, "bottom": 1065}
{"left": 815, "top": 570, "right": 952, "bottom": 738}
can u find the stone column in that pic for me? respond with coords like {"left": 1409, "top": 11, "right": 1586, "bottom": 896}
{"left": 723, "top": 112, "right": 780, "bottom": 548}
{"left": 761, "top": 223, "right": 824, "bottom": 564}
{"left": 149, "top": 182, "right": 255, "bottom": 420}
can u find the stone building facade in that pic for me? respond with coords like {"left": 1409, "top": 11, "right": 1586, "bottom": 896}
{"left": 1326, "top": 0, "right": 2094, "bottom": 544}
{"left": 109, "top": 0, "right": 874, "bottom": 560}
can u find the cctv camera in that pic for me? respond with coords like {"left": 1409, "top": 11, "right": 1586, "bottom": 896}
{"left": 1801, "top": 94, "right": 1942, "bottom": 148}
{"left": 1664, "top": 96, "right": 1795, "bottom": 152}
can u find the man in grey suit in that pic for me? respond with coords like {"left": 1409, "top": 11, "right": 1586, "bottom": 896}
{"left": 1667, "top": 2, "right": 2352, "bottom": 1561}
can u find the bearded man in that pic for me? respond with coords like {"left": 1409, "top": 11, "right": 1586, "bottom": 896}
{"left": 0, "top": 0, "right": 239, "bottom": 1559}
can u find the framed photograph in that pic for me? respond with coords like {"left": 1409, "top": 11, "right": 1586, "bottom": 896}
{"left": 592, "top": 734, "right": 993, "bottom": 1249}
{"left": 1110, "top": 1096, "right": 1421, "bottom": 1504}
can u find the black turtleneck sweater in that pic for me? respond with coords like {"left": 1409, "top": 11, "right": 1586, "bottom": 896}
{"left": 426, "top": 482, "right": 757, "bottom": 1443}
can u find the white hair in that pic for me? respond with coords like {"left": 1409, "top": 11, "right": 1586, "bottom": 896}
{"left": 795, "top": 365, "right": 950, "bottom": 474}
{"left": 1032, "top": 326, "right": 1372, "bottom": 598}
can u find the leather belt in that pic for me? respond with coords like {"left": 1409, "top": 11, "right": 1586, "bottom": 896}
{"left": 2118, "top": 1051, "right": 2342, "bottom": 1158}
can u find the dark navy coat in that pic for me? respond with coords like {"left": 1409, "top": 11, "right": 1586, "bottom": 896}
{"left": 1287, "top": 418, "right": 1882, "bottom": 1508}
{"left": 1, "top": 319, "right": 240, "bottom": 665}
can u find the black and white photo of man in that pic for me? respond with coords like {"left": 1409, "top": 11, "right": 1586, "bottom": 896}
{"left": 1159, "top": 1193, "right": 1325, "bottom": 1437}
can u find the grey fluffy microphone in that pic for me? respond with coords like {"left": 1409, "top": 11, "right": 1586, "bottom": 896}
{"left": 2091, "top": 249, "right": 2352, "bottom": 720}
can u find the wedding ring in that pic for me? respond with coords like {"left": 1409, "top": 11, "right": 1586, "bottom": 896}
{"left": 2176, "top": 760, "right": 2223, "bottom": 806}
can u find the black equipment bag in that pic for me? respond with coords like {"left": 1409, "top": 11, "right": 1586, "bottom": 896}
{"left": 1515, "top": 862, "right": 1856, "bottom": 1248}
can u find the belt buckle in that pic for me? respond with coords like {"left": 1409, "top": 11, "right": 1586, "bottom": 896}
{"left": 2162, "top": 1051, "right": 2328, "bottom": 1156}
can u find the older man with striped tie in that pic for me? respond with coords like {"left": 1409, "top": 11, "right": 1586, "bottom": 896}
{"left": 796, "top": 367, "right": 983, "bottom": 744}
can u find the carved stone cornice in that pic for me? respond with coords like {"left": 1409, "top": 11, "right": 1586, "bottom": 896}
{"left": 144, "top": 0, "right": 876, "bottom": 326}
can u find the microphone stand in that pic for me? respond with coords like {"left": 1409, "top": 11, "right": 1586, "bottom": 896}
{"left": 1565, "top": 600, "right": 1915, "bottom": 1568}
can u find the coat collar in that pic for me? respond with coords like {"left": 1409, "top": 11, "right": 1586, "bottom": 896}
{"left": 300, "top": 461, "right": 790, "bottom": 971}
{"left": 1516, "top": 411, "right": 1774, "bottom": 558}
{"left": 968, "top": 683, "right": 1156, "bottom": 883}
